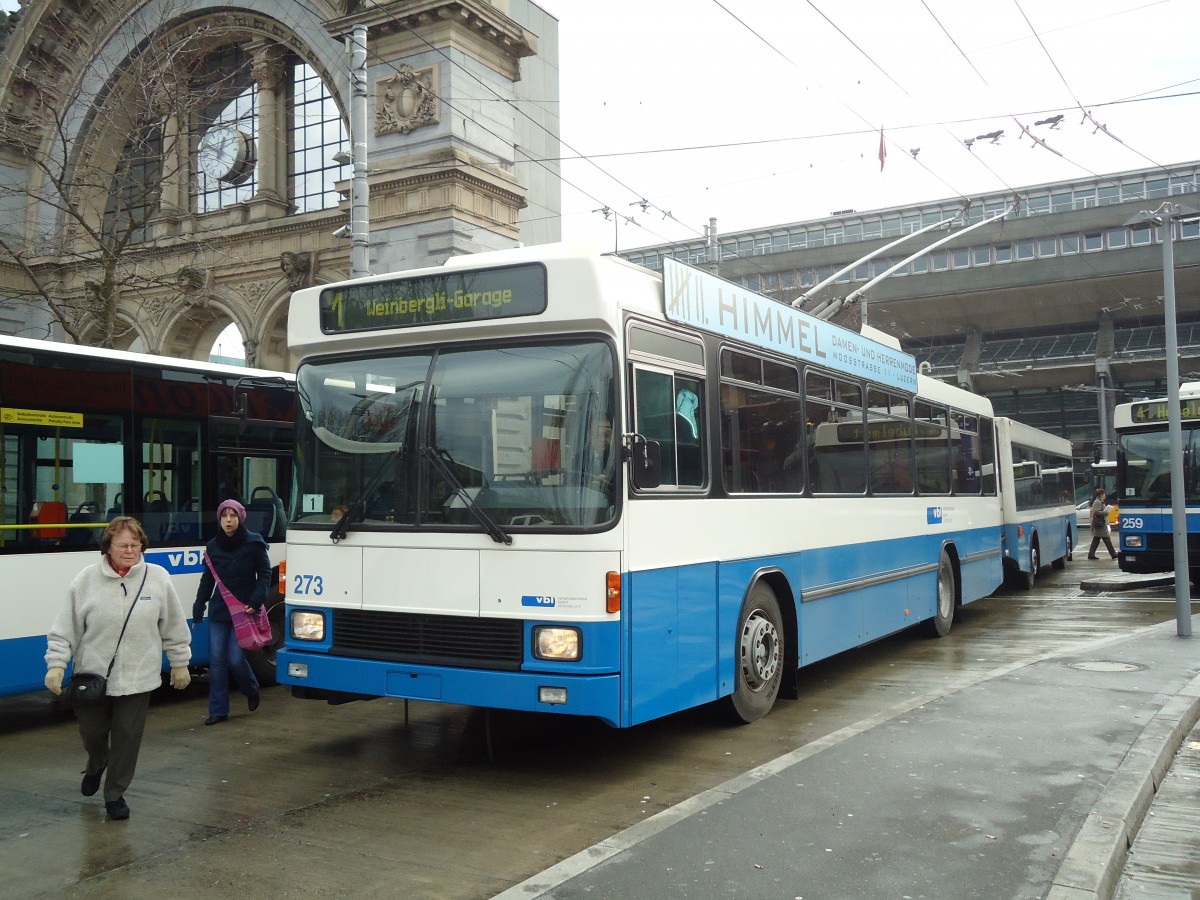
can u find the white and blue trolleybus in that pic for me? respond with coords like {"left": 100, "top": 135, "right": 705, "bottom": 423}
{"left": 279, "top": 246, "right": 1060, "bottom": 726}
{"left": 0, "top": 336, "right": 295, "bottom": 697}
{"left": 1114, "top": 383, "right": 1200, "bottom": 586}
{"left": 994, "top": 417, "right": 1075, "bottom": 589}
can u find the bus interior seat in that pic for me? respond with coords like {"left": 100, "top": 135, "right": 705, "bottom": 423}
{"left": 66, "top": 501, "right": 101, "bottom": 545}
{"left": 171, "top": 498, "right": 200, "bottom": 542}
{"left": 142, "top": 490, "right": 172, "bottom": 541}
{"left": 106, "top": 492, "right": 123, "bottom": 521}
{"left": 246, "top": 486, "right": 284, "bottom": 539}
{"left": 34, "top": 500, "right": 68, "bottom": 540}
{"left": 675, "top": 415, "right": 703, "bottom": 486}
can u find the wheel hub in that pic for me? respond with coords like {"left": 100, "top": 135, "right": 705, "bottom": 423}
{"left": 739, "top": 610, "right": 780, "bottom": 690}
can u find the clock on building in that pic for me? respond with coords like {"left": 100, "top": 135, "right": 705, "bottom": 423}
{"left": 197, "top": 125, "right": 255, "bottom": 184}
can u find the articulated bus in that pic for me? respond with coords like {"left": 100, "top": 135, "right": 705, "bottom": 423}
{"left": 1114, "top": 383, "right": 1200, "bottom": 586}
{"left": 994, "top": 418, "right": 1075, "bottom": 589}
{"left": 0, "top": 336, "right": 294, "bottom": 697}
{"left": 277, "top": 246, "right": 1056, "bottom": 727}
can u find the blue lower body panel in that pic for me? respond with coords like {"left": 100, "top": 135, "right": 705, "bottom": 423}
{"left": 0, "top": 635, "right": 51, "bottom": 697}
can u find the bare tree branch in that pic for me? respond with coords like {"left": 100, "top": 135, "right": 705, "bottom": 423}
{"left": 0, "top": 13, "right": 260, "bottom": 346}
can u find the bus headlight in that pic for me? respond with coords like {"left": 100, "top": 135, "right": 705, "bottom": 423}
{"left": 1124, "top": 535, "right": 1143, "bottom": 548}
{"left": 532, "top": 626, "right": 581, "bottom": 661}
{"left": 290, "top": 610, "right": 326, "bottom": 641}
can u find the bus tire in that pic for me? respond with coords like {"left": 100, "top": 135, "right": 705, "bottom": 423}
{"left": 724, "top": 582, "right": 784, "bottom": 724}
{"left": 1019, "top": 542, "right": 1038, "bottom": 590}
{"left": 245, "top": 601, "right": 285, "bottom": 687}
{"left": 246, "top": 648, "right": 276, "bottom": 687}
{"left": 924, "top": 549, "right": 956, "bottom": 638}
{"left": 1052, "top": 531, "right": 1070, "bottom": 570}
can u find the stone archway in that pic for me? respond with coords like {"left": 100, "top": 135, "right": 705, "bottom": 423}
{"left": 251, "top": 289, "right": 296, "bottom": 372}
{"left": 156, "top": 291, "right": 252, "bottom": 364}
{"left": 149, "top": 252, "right": 308, "bottom": 371}
{"left": 76, "top": 314, "right": 150, "bottom": 354}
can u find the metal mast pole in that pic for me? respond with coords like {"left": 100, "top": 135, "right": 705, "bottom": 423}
{"left": 1160, "top": 204, "right": 1191, "bottom": 636}
{"left": 348, "top": 25, "right": 370, "bottom": 278}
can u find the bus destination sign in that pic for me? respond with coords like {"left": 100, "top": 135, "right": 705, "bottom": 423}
{"left": 319, "top": 264, "right": 547, "bottom": 334}
{"left": 662, "top": 258, "right": 918, "bottom": 394}
{"left": 1130, "top": 397, "right": 1200, "bottom": 424}
{"left": 837, "top": 420, "right": 943, "bottom": 443}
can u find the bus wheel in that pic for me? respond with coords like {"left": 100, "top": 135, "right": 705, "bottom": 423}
{"left": 924, "top": 549, "right": 956, "bottom": 638}
{"left": 245, "top": 605, "right": 284, "bottom": 687}
{"left": 1019, "top": 543, "right": 1039, "bottom": 590}
{"left": 246, "top": 649, "right": 277, "bottom": 687}
{"left": 724, "top": 582, "right": 784, "bottom": 724}
{"left": 1052, "top": 531, "right": 1070, "bottom": 570}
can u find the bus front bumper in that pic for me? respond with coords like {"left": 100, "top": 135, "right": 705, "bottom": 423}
{"left": 277, "top": 649, "right": 622, "bottom": 726}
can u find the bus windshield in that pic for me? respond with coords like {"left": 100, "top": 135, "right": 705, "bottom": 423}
{"left": 1119, "top": 428, "right": 1200, "bottom": 504}
{"left": 293, "top": 340, "right": 618, "bottom": 531}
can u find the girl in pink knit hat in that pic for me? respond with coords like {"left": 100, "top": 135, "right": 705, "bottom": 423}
{"left": 192, "top": 498, "right": 270, "bottom": 724}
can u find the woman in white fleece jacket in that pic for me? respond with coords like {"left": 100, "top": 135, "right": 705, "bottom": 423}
{"left": 44, "top": 516, "right": 192, "bottom": 821}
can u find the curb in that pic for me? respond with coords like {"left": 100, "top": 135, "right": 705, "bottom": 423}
{"left": 1045, "top": 670, "right": 1200, "bottom": 899}
{"left": 1079, "top": 575, "right": 1175, "bottom": 592}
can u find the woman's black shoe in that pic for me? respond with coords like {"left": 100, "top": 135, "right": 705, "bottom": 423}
{"left": 81, "top": 767, "right": 104, "bottom": 797}
{"left": 205, "top": 714, "right": 228, "bottom": 726}
{"left": 105, "top": 797, "right": 130, "bottom": 820}
{"left": 248, "top": 692, "right": 260, "bottom": 712}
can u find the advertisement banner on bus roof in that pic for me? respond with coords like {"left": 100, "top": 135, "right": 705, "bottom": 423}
{"left": 662, "top": 258, "right": 918, "bottom": 394}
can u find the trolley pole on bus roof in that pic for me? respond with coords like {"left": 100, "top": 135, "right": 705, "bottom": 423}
{"left": 1128, "top": 201, "right": 1199, "bottom": 637}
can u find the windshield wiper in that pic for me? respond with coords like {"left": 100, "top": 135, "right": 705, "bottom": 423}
{"left": 422, "top": 445, "right": 511, "bottom": 545}
{"left": 330, "top": 446, "right": 401, "bottom": 542}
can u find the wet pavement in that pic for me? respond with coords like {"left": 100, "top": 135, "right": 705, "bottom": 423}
{"left": 496, "top": 560, "right": 1200, "bottom": 900}
{"left": 2, "top": 555, "right": 1198, "bottom": 899}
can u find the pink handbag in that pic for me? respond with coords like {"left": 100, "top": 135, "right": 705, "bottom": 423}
{"left": 203, "top": 554, "right": 272, "bottom": 651}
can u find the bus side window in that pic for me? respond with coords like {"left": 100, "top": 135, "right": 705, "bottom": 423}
{"left": 675, "top": 383, "right": 703, "bottom": 486}
{"left": 632, "top": 368, "right": 705, "bottom": 489}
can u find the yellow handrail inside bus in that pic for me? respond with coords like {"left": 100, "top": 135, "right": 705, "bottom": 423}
{"left": 0, "top": 522, "right": 106, "bottom": 531}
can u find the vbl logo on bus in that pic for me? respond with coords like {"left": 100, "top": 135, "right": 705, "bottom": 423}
{"left": 147, "top": 548, "right": 204, "bottom": 574}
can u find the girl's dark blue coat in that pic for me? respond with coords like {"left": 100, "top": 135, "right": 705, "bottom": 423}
{"left": 193, "top": 530, "right": 271, "bottom": 623}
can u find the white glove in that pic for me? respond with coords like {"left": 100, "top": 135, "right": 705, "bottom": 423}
{"left": 45, "top": 666, "right": 65, "bottom": 695}
{"left": 170, "top": 667, "right": 191, "bottom": 691}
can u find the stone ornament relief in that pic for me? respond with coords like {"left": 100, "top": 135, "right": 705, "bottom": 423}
{"left": 375, "top": 65, "right": 438, "bottom": 135}
{"left": 234, "top": 277, "right": 274, "bottom": 314}
{"left": 280, "top": 250, "right": 313, "bottom": 290}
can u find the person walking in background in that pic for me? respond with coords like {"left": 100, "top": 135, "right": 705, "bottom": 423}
{"left": 1087, "top": 487, "right": 1118, "bottom": 560}
{"left": 193, "top": 499, "right": 270, "bottom": 725}
{"left": 44, "top": 516, "right": 192, "bottom": 821}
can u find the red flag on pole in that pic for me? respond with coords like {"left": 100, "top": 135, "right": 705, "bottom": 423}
{"left": 878, "top": 128, "right": 887, "bottom": 171}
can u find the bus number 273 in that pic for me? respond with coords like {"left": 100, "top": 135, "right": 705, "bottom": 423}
{"left": 293, "top": 574, "right": 324, "bottom": 595}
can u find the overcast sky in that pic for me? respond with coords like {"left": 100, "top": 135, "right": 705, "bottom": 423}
{"left": 537, "top": 0, "right": 1199, "bottom": 255}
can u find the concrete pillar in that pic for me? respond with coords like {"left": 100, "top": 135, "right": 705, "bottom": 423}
{"left": 248, "top": 43, "right": 289, "bottom": 220}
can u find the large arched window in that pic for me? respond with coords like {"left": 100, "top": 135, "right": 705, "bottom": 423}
{"left": 291, "top": 61, "right": 347, "bottom": 214}
{"left": 194, "top": 46, "right": 258, "bottom": 213}
{"left": 190, "top": 46, "right": 346, "bottom": 218}
{"left": 105, "top": 125, "right": 163, "bottom": 244}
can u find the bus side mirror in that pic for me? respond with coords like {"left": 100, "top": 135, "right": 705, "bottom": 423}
{"left": 630, "top": 437, "right": 662, "bottom": 490}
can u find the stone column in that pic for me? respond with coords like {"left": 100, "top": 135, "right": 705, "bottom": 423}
{"left": 149, "top": 76, "right": 186, "bottom": 237}
{"left": 248, "top": 43, "right": 290, "bottom": 220}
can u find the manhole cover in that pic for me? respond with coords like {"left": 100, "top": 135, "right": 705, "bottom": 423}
{"left": 1069, "top": 661, "right": 1144, "bottom": 672}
